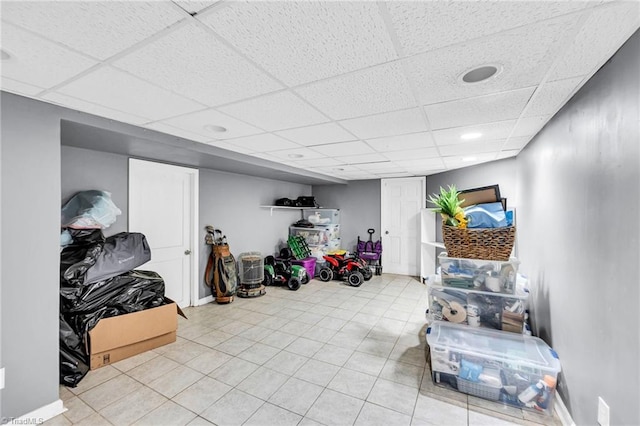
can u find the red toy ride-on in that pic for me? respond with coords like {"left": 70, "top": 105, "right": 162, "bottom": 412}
{"left": 318, "top": 253, "right": 372, "bottom": 287}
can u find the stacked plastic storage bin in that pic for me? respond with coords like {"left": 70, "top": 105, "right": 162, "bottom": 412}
{"left": 425, "top": 252, "right": 562, "bottom": 416}
{"left": 289, "top": 209, "right": 340, "bottom": 272}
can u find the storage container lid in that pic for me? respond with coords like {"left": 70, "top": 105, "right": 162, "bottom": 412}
{"left": 426, "top": 321, "right": 561, "bottom": 374}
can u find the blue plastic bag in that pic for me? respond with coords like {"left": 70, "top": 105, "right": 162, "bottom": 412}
{"left": 61, "top": 190, "right": 121, "bottom": 229}
{"left": 464, "top": 202, "right": 507, "bottom": 228}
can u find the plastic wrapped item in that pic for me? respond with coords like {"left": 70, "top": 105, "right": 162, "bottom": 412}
{"left": 61, "top": 190, "right": 121, "bottom": 229}
{"left": 61, "top": 232, "right": 151, "bottom": 286}
{"left": 464, "top": 202, "right": 507, "bottom": 228}
{"left": 59, "top": 314, "right": 89, "bottom": 387}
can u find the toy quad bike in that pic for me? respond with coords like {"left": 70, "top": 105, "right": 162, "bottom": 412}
{"left": 318, "top": 253, "right": 372, "bottom": 287}
{"left": 263, "top": 255, "right": 309, "bottom": 291}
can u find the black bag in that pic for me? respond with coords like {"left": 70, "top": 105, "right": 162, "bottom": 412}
{"left": 295, "top": 196, "right": 318, "bottom": 208}
{"left": 275, "top": 198, "right": 294, "bottom": 206}
{"left": 205, "top": 244, "right": 238, "bottom": 304}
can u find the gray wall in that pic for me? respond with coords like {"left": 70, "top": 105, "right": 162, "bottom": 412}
{"left": 61, "top": 146, "right": 129, "bottom": 236}
{"left": 515, "top": 32, "right": 639, "bottom": 426}
{"left": 1, "top": 93, "right": 60, "bottom": 419}
{"left": 312, "top": 180, "right": 382, "bottom": 253}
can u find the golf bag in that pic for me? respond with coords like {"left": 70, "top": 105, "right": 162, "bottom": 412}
{"left": 204, "top": 229, "right": 238, "bottom": 304}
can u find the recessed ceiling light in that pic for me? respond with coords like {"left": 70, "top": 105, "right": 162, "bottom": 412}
{"left": 460, "top": 64, "right": 501, "bottom": 84}
{"left": 288, "top": 154, "right": 304, "bottom": 159}
{"left": 1, "top": 49, "right": 12, "bottom": 60}
{"left": 461, "top": 132, "right": 482, "bottom": 140}
{"left": 203, "top": 124, "right": 227, "bottom": 133}
{"left": 462, "top": 156, "right": 477, "bottom": 162}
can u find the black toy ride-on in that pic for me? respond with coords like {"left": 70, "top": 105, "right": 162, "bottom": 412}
{"left": 263, "top": 255, "right": 308, "bottom": 291}
{"left": 318, "top": 253, "right": 371, "bottom": 287}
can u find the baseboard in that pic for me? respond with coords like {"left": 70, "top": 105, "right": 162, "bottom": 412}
{"left": 14, "top": 399, "right": 65, "bottom": 424}
{"left": 554, "top": 393, "right": 576, "bottom": 426}
{"left": 196, "top": 295, "right": 214, "bottom": 306}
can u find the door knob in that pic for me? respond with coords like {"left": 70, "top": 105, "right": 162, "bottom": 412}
{"left": 184, "top": 249, "right": 191, "bottom": 255}
{"left": 385, "top": 231, "right": 389, "bottom": 235}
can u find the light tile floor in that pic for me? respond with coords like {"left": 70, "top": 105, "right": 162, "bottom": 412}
{"left": 47, "top": 274, "right": 561, "bottom": 426}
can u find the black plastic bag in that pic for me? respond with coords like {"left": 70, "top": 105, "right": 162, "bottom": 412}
{"left": 59, "top": 314, "right": 89, "bottom": 387}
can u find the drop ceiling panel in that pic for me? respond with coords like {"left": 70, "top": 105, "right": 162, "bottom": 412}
{"left": 113, "top": 24, "right": 283, "bottom": 107}
{"left": 1, "top": 77, "right": 44, "bottom": 96}
{"left": 523, "top": 77, "right": 585, "bottom": 117}
{"left": 0, "top": 23, "right": 97, "bottom": 89}
{"left": 339, "top": 108, "right": 428, "bottom": 140}
{"left": 311, "top": 141, "right": 375, "bottom": 157}
{"left": 384, "top": 147, "right": 439, "bottom": 161}
{"left": 219, "top": 91, "right": 329, "bottom": 131}
{"left": 275, "top": 123, "right": 356, "bottom": 146}
{"left": 225, "top": 133, "right": 301, "bottom": 153}
{"left": 1, "top": 2, "right": 186, "bottom": 60}
{"left": 144, "top": 122, "right": 215, "bottom": 143}
{"left": 366, "top": 132, "right": 434, "bottom": 153}
{"left": 207, "top": 141, "right": 256, "bottom": 155}
{"left": 44, "top": 92, "right": 151, "bottom": 125}
{"left": 432, "top": 120, "right": 516, "bottom": 146}
{"left": 356, "top": 161, "right": 400, "bottom": 172}
{"left": 503, "top": 136, "right": 532, "bottom": 151}
{"left": 443, "top": 153, "right": 497, "bottom": 169}
{"left": 200, "top": 1, "right": 397, "bottom": 86}
{"left": 265, "top": 147, "right": 327, "bottom": 161}
{"left": 296, "top": 157, "right": 347, "bottom": 168}
{"left": 56, "top": 67, "right": 203, "bottom": 121}
{"left": 497, "top": 150, "right": 520, "bottom": 160}
{"left": 424, "top": 87, "right": 536, "bottom": 130}
{"left": 549, "top": 2, "right": 640, "bottom": 80}
{"left": 386, "top": 1, "right": 601, "bottom": 56}
{"left": 341, "top": 153, "right": 389, "bottom": 165}
{"left": 438, "top": 140, "right": 505, "bottom": 157}
{"left": 512, "top": 116, "right": 550, "bottom": 138}
{"left": 296, "top": 62, "right": 416, "bottom": 120}
{"left": 394, "top": 158, "right": 446, "bottom": 170}
{"left": 405, "top": 15, "right": 578, "bottom": 105}
{"left": 159, "top": 108, "right": 263, "bottom": 140}
{"left": 173, "top": 1, "right": 218, "bottom": 15}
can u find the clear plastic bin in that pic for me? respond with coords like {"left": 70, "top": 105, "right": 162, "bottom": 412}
{"left": 290, "top": 226, "right": 339, "bottom": 245}
{"left": 426, "top": 321, "right": 561, "bottom": 415}
{"left": 305, "top": 209, "right": 340, "bottom": 225}
{"left": 438, "top": 252, "right": 519, "bottom": 294}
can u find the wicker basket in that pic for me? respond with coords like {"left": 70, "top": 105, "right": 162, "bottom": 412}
{"left": 442, "top": 224, "right": 516, "bottom": 261}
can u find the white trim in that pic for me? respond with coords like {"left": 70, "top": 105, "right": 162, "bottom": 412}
{"left": 15, "top": 399, "right": 65, "bottom": 424}
{"left": 196, "top": 295, "right": 214, "bottom": 306}
{"left": 190, "top": 169, "right": 199, "bottom": 307}
{"left": 554, "top": 393, "right": 576, "bottom": 426}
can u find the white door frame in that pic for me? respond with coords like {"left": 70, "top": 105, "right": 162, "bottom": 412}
{"left": 128, "top": 158, "right": 199, "bottom": 307}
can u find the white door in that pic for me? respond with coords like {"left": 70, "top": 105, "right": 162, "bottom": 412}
{"left": 129, "top": 159, "right": 198, "bottom": 308}
{"left": 381, "top": 177, "right": 426, "bottom": 276}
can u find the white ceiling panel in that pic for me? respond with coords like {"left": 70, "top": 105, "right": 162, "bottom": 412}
{"left": 341, "top": 153, "right": 389, "bottom": 165}
{"left": 386, "top": 1, "right": 601, "bottom": 56}
{"left": 503, "top": 137, "right": 533, "bottom": 151}
{"left": 113, "top": 24, "right": 282, "bottom": 107}
{"left": 524, "top": 77, "right": 584, "bottom": 117}
{"left": 1, "top": 77, "right": 44, "bottom": 96}
{"left": 265, "top": 147, "right": 328, "bottom": 161}
{"left": 296, "top": 157, "right": 347, "bottom": 168}
{"left": 44, "top": 92, "right": 151, "bottom": 126}
{"left": 438, "top": 140, "right": 505, "bottom": 157}
{"left": 497, "top": 150, "right": 521, "bottom": 160}
{"left": 57, "top": 67, "right": 203, "bottom": 121}
{"left": 1, "top": 2, "right": 186, "bottom": 60}
{"left": 424, "top": 87, "right": 536, "bottom": 130}
{"left": 311, "top": 141, "right": 375, "bottom": 157}
{"left": 384, "top": 147, "right": 439, "bottom": 161}
{"left": 512, "top": 116, "right": 550, "bottom": 138}
{"left": 443, "top": 153, "right": 498, "bottom": 169}
{"left": 375, "top": 172, "right": 415, "bottom": 178}
{"left": 206, "top": 140, "right": 256, "bottom": 155}
{"left": 394, "top": 158, "right": 446, "bottom": 170}
{"left": 158, "top": 108, "right": 263, "bottom": 140}
{"left": 296, "top": 62, "right": 416, "bottom": 120}
{"left": 405, "top": 14, "right": 578, "bottom": 105}
{"left": 340, "top": 108, "right": 428, "bottom": 140}
{"left": 219, "top": 91, "right": 329, "bottom": 131}
{"left": 0, "top": 22, "right": 97, "bottom": 89}
{"left": 275, "top": 122, "right": 356, "bottom": 146}
{"left": 173, "top": 1, "right": 218, "bottom": 15}
{"left": 144, "top": 122, "right": 214, "bottom": 143}
{"left": 356, "top": 161, "right": 400, "bottom": 172}
{"left": 366, "top": 132, "right": 434, "bottom": 153}
{"left": 432, "top": 120, "right": 516, "bottom": 146}
{"left": 550, "top": 2, "right": 640, "bottom": 81}
{"left": 200, "top": 1, "right": 396, "bottom": 86}
{"left": 225, "top": 133, "right": 301, "bottom": 153}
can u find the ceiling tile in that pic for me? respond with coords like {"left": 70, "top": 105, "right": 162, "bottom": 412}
{"left": 311, "top": 141, "right": 375, "bottom": 157}
{"left": 386, "top": 1, "right": 601, "bottom": 56}
{"left": 0, "top": 22, "right": 97, "bottom": 88}
{"left": 432, "top": 120, "right": 516, "bottom": 146}
{"left": 497, "top": 150, "right": 520, "bottom": 160}
{"left": 44, "top": 92, "right": 152, "bottom": 125}
{"left": 503, "top": 136, "right": 532, "bottom": 151}
{"left": 404, "top": 14, "right": 578, "bottom": 105}
{"left": 376, "top": 172, "right": 415, "bottom": 178}
{"left": 296, "top": 157, "right": 347, "bottom": 168}
{"left": 296, "top": 62, "right": 416, "bottom": 120}
{"left": 219, "top": 91, "right": 329, "bottom": 131}
{"left": 550, "top": 2, "right": 640, "bottom": 80}
{"left": 57, "top": 67, "right": 203, "bottom": 121}
{"left": 512, "top": 116, "right": 550, "bottom": 138}
{"left": 443, "top": 154, "right": 498, "bottom": 169}
{"left": 523, "top": 77, "right": 585, "bottom": 117}
{"left": 356, "top": 161, "right": 400, "bottom": 172}
{"left": 173, "top": 1, "right": 218, "bottom": 15}
{"left": 2, "top": 2, "right": 186, "bottom": 60}
{"left": 438, "top": 140, "right": 505, "bottom": 157}
{"left": 341, "top": 153, "right": 389, "bottom": 165}
{"left": 424, "top": 87, "right": 536, "bottom": 130}
{"left": 113, "top": 24, "right": 283, "bottom": 107}
{"left": 143, "top": 122, "right": 214, "bottom": 143}
{"left": 206, "top": 141, "right": 256, "bottom": 155}
{"left": 158, "top": 108, "right": 263, "bottom": 140}
{"left": 200, "top": 1, "right": 396, "bottom": 86}
{"left": 264, "top": 147, "right": 327, "bottom": 161}
{"left": 340, "top": 108, "right": 428, "bottom": 140}
{"left": 366, "top": 132, "right": 434, "bottom": 153}
{"left": 1, "top": 77, "right": 44, "bottom": 96}
{"left": 225, "top": 133, "right": 301, "bottom": 153}
{"left": 275, "top": 123, "right": 356, "bottom": 146}
{"left": 383, "top": 147, "right": 439, "bottom": 161}
{"left": 394, "top": 158, "right": 446, "bottom": 172}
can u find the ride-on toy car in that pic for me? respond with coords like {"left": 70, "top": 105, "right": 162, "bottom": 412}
{"left": 318, "top": 253, "right": 372, "bottom": 287}
{"left": 263, "top": 255, "right": 309, "bottom": 291}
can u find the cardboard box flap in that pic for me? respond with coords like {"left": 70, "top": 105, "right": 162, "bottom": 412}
{"left": 88, "top": 302, "right": 177, "bottom": 354}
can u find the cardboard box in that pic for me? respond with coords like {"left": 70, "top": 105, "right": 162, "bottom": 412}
{"left": 87, "top": 299, "right": 184, "bottom": 369}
